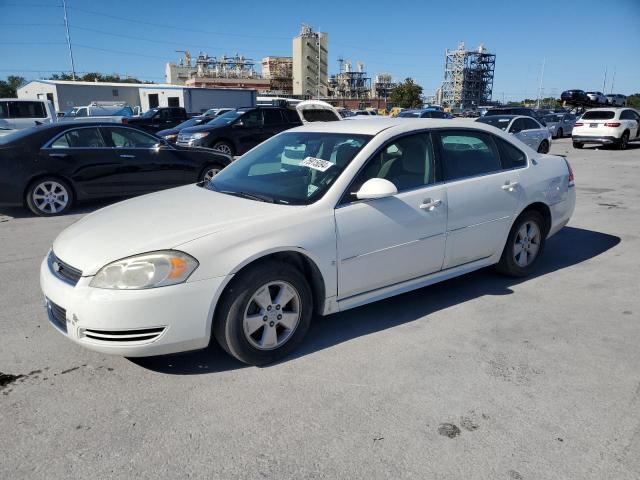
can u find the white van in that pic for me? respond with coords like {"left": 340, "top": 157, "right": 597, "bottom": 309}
{"left": 0, "top": 99, "right": 57, "bottom": 130}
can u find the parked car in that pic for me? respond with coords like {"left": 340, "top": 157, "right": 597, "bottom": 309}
{"left": 60, "top": 102, "right": 135, "bottom": 125}
{"left": 295, "top": 100, "right": 342, "bottom": 123}
{"left": 203, "top": 108, "right": 234, "bottom": 118}
{"left": 398, "top": 109, "right": 451, "bottom": 119}
{"left": 543, "top": 113, "right": 577, "bottom": 138}
{"left": 0, "top": 98, "right": 57, "bottom": 130}
{"left": 561, "top": 90, "right": 590, "bottom": 104}
{"left": 476, "top": 115, "right": 552, "bottom": 153}
{"left": 586, "top": 92, "right": 607, "bottom": 104}
{"left": 484, "top": 107, "right": 546, "bottom": 125}
{"left": 353, "top": 110, "right": 376, "bottom": 116}
{"left": 606, "top": 94, "right": 627, "bottom": 106}
{"left": 126, "top": 107, "right": 189, "bottom": 133}
{"left": 156, "top": 116, "right": 212, "bottom": 143}
{"left": 177, "top": 106, "right": 303, "bottom": 155}
{"left": 0, "top": 123, "right": 231, "bottom": 216}
{"left": 572, "top": 108, "right": 640, "bottom": 150}
{"left": 40, "top": 118, "right": 575, "bottom": 365}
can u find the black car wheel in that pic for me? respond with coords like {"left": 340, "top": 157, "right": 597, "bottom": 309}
{"left": 213, "top": 260, "right": 313, "bottom": 366}
{"left": 618, "top": 132, "right": 629, "bottom": 150}
{"left": 537, "top": 140, "right": 549, "bottom": 154}
{"left": 26, "top": 177, "right": 74, "bottom": 216}
{"left": 212, "top": 141, "right": 234, "bottom": 156}
{"left": 556, "top": 128, "right": 563, "bottom": 139}
{"left": 199, "top": 163, "right": 225, "bottom": 183}
{"left": 573, "top": 142, "right": 584, "bottom": 149}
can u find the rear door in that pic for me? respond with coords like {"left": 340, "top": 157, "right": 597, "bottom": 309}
{"left": 521, "top": 117, "right": 546, "bottom": 149}
{"left": 262, "top": 108, "right": 287, "bottom": 141}
{"left": 40, "top": 126, "right": 122, "bottom": 197}
{"left": 434, "top": 130, "right": 523, "bottom": 269}
{"left": 508, "top": 118, "right": 534, "bottom": 148}
{"left": 234, "top": 109, "right": 264, "bottom": 154}
{"left": 621, "top": 110, "right": 640, "bottom": 139}
{"left": 102, "top": 126, "right": 189, "bottom": 192}
{"left": 7, "top": 100, "right": 49, "bottom": 129}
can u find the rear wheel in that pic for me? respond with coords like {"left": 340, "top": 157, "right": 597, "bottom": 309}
{"left": 537, "top": 140, "right": 549, "bottom": 154}
{"left": 199, "top": 163, "right": 224, "bottom": 183}
{"left": 496, "top": 211, "right": 546, "bottom": 277}
{"left": 573, "top": 141, "right": 584, "bottom": 149}
{"left": 556, "top": 128, "right": 563, "bottom": 139}
{"left": 618, "top": 132, "right": 629, "bottom": 150}
{"left": 26, "top": 177, "right": 74, "bottom": 216}
{"left": 212, "top": 141, "right": 234, "bottom": 156}
{"left": 213, "top": 261, "right": 313, "bottom": 365}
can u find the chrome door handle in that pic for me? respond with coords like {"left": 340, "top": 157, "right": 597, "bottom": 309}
{"left": 502, "top": 181, "right": 519, "bottom": 192}
{"left": 48, "top": 153, "right": 68, "bottom": 158}
{"left": 119, "top": 154, "right": 136, "bottom": 158}
{"left": 419, "top": 199, "right": 442, "bottom": 211}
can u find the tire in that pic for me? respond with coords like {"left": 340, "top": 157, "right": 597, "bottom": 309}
{"left": 212, "top": 141, "right": 234, "bottom": 156}
{"left": 537, "top": 140, "right": 549, "bottom": 154}
{"left": 26, "top": 177, "right": 74, "bottom": 216}
{"left": 213, "top": 260, "right": 313, "bottom": 366}
{"left": 618, "top": 132, "right": 629, "bottom": 150}
{"left": 496, "top": 210, "right": 546, "bottom": 277}
{"left": 556, "top": 128, "right": 563, "bottom": 139}
{"left": 199, "top": 163, "right": 225, "bottom": 183}
{"left": 573, "top": 142, "right": 584, "bottom": 149}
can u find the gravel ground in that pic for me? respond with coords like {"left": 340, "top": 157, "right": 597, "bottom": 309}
{"left": 1, "top": 138, "right": 639, "bottom": 479}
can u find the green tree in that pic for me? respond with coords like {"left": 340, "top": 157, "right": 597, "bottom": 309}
{"left": 390, "top": 78, "right": 423, "bottom": 109}
{"left": 0, "top": 75, "right": 26, "bottom": 97}
{"left": 48, "top": 72, "right": 154, "bottom": 84}
{"left": 627, "top": 94, "right": 640, "bottom": 109}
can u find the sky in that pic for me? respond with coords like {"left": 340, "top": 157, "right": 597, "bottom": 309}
{"left": 1, "top": 0, "right": 639, "bottom": 101}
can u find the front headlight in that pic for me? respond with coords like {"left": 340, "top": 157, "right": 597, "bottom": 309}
{"left": 163, "top": 134, "right": 177, "bottom": 141}
{"left": 90, "top": 251, "right": 198, "bottom": 290}
{"left": 191, "top": 132, "right": 209, "bottom": 140}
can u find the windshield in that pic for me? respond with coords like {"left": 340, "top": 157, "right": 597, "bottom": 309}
{"left": 207, "top": 132, "right": 372, "bottom": 205}
{"left": 544, "top": 114, "right": 563, "bottom": 122}
{"left": 175, "top": 117, "right": 203, "bottom": 129}
{"left": 141, "top": 108, "right": 159, "bottom": 118}
{"left": 582, "top": 110, "right": 615, "bottom": 120}
{"left": 206, "top": 110, "right": 243, "bottom": 126}
{"left": 476, "top": 116, "right": 511, "bottom": 131}
{"left": 398, "top": 111, "right": 419, "bottom": 118}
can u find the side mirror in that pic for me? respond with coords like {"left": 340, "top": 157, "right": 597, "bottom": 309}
{"left": 233, "top": 120, "right": 244, "bottom": 127}
{"left": 355, "top": 178, "right": 398, "bottom": 200}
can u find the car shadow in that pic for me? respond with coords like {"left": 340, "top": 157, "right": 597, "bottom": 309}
{"left": 0, "top": 198, "right": 121, "bottom": 220}
{"left": 130, "top": 226, "right": 620, "bottom": 375}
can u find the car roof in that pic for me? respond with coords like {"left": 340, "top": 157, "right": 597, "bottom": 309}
{"left": 480, "top": 114, "right": 518, "bottom": 119}
{"left": 287, "top": 118, "right": 509, "bottom": 136}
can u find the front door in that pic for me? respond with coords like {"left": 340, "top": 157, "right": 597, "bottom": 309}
{"left": 102, "top": 126, "right": 188, "bottom": 193}
{"left": 434, "top": 130, "right": 523, "bottom": 269}
{"left": 335, "top": 132, "right": 447, "bottom": 298}
{"left": 234, "top": 109, "right": 264, "bottom": 154}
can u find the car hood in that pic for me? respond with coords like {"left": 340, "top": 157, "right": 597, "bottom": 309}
{"left": 52, "top": 184, "right": 297, "bottom": 276}
{"left": 181, "top": 123, "right": 223, "bottom": 134}
{"left": 156, "top": 127, "right": 179, "bottom": 136}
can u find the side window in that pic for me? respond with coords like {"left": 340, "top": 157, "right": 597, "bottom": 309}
{"left": 284, "top": 109, "right": 302, "bottom": 124}
{"left": 263, "top": 109, "right": 284, "bottom": 125}
{"left": 0, "top": 102, "right": 8, "bottom": 119}
{"left": 241, "top": 110, "right": 262, "bottom": 127}
{"left": 107, "top": 128, "right": 159, "bottom": 148}
{"left": 523, "top": 118, "right": 540, "bottom": 130}
{"left": 75, "top": 107, "right": 88, "bottom": 118}
{"left": 8, "top": 101, "right": 46, "bottom": 118}
{"left": 438, "top": 131, "right": 501, "bottom": 181}
{"left": 494, "top": 136, "right": 527, "bottom": 169}
{"left": 620, "top": 110, "right": 633, "bottom": 120}
{"left": 157, "top": 109, "right": 170, "bottom": 120}
{"left": 345, "top": 132, "right": 434, "bottom": 201}
{"left": 51, "top": 128, "right": 106, "bottom": 148}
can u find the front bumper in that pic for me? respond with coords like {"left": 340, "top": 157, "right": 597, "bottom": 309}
{"left": 572, "top": 135, "right": 619, "bottom": 145}
{"left": 40, "top": 255, "right": 227, "bottom": 357}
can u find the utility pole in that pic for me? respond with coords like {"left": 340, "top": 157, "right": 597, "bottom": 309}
{"left": 536, "top": 56, "right": 546, "bottom": 109}
{"left": 62, "top": 0, "right": 76, "bottom": 80}
{"left": 602, "top": 66, "right": 607, "bottom": 93}
{"left": 610, "top": 67, "right": 616, "bottom": 93}
{"left": 316, "top": 30, "right": 321, "bottom": 99}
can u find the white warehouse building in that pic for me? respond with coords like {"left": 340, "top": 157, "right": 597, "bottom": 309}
{"left": 18, "top": 80, "right": 256, "bottom": 114}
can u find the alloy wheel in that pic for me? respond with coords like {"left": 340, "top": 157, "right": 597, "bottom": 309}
{"left": 203, "top": 167, "right": 221, "bottom": 182}
{"left": 214, "top": 143, "right": 233, "bottom": 155}
{"left": 31, "top": 181, "right": 69, "bottom": 214}
{"left": 513, "top": 221, "right": 541, "bottom": 267}
{"left": 243, "top": 281, "right": 301, "bottom": 351}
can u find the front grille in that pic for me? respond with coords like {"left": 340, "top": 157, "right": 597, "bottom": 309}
{"left": 80, "top": 327, "right": 166, "bottom": 344}
{"left": 49, "top": 251, "right": 82, "bottom": 286}
{"left": 46, "top": 298, "right": 67, "bottom": 333}
{"left": 176, "top": 134, "right": 192, "bottom": 145}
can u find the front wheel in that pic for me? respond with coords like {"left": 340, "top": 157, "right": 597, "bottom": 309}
{"left": 26, "top": 177, "right": 74, "bottom": 216}
{"left": 213, "top": 261, "right": 313, "bottom": 365}
{"left": 212, "top": 141, "right": 234, "bottom": 156}
{"left": 573, "top": 142, "right": 584, "bottom": 149}
{"left": 537, "top": 140, "right": 549, "bottom": 154}
{"left": 556, "top": 128, "right": 563, "bottom": 139}
{"left": 496, "top": 211, "right": 546, "bottom": 277}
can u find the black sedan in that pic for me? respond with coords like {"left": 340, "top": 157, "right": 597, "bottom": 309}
{"left": 0, "top": 123, "right": 231, "bottom": 216}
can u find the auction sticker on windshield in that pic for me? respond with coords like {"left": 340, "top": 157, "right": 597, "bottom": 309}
{"left": 300, "top": 157, "right": 333, "bottom": 172}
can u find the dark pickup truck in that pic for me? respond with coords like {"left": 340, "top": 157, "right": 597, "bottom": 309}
{"left": 126, "top": 107, "right": 188, "bottom": 133}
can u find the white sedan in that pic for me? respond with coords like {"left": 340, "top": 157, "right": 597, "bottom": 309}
{"left": 41, "top": 119, "right": 576, "bottom": 365}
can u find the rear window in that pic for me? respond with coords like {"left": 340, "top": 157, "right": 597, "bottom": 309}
{"left": 300, "top": 109, "right": 340, "bottom": 122}
{"left": 582, "top": 111, "right": 615, "bottom": 120}
{"left": 398, "top": 111, "right": 419, "bottom": 118}
{"left": 476, "top": 116, "right": 511, "bottom": 131}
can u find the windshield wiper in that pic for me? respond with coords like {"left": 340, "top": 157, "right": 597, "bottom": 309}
{"left": 218, "top": 190, "right": 274, "bottom": 203}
